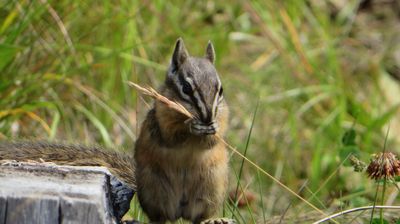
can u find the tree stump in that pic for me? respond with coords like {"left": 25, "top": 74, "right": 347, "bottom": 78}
{"left": 0, "top": 162, "right": 134, "bottom": 224}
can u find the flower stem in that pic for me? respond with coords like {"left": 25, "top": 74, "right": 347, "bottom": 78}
{"left": 380, "top": 177, "right": 387, "bottom": 224}
{"left": 369, "top": 182, "right": 379, "bottom": 223}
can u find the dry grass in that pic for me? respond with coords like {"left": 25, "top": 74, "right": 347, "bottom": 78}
{"left": 2, "top": 0, "right": 400, "bottom": 222}
{"left": 128, "top": 81, "right": 193, "bottom": 119}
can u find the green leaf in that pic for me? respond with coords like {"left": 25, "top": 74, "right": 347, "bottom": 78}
{"left": 371, "top": 218, "right": 389, "bottom": 224}
{"left": 368, "top": 104, "right": 400, "bottom": 131}
{"left": 0, "top": 44, "right": 20, "bottom": 70}
{"left": 49, "top": 110, "right": 61, "bottom": 140}
{"left": 75, "top": 104, "right": 113, "bottom": 147}
{"left": 342, "top": 128, "right": 356, "bottom": 146}
{"left": 20, "top": 101, "right": 57, "bottom": 111}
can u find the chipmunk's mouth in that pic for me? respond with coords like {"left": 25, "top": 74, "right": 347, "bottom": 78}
{"left": 189, "top": 120, "right": 218, "bottom": 136}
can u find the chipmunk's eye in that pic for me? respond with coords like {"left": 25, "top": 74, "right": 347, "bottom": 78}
{"left": 182, "top": 80, "right": 193, "bottom": 95}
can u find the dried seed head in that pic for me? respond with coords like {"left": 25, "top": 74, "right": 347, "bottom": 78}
{"left": 349, "top": 155, "right": 367, "bottom": 172}
{"left": 366, "top": 152, "right": 400, "bottom": 180}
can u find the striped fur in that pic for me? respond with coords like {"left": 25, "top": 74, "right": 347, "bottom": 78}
{"left": 166, "top": 38, "right": 224, "bottom": 135}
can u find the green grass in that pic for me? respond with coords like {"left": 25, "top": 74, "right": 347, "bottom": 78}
{"left": 1, "top": 0, "right": 400, "bottom": 223}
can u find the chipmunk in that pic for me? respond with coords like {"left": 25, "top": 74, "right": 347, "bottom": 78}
{"left": 134, "top": 38, "right": 230, "bottom": 224}
{"left": 0, "top": 38, "right": 233, "bottom": 224}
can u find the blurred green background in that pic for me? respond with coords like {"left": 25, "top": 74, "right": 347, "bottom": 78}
{"left": 1, "top": 0, "right": 400, "bottom": 222}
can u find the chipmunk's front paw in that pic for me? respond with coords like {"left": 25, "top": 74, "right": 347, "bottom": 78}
{"left": 200, "top": 218, "right": 236, "bottom": 224}
{"left": 190, "top": 119, "right": 218, "bottom": 136}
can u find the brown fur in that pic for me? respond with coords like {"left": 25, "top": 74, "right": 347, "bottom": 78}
{"left": 134, "top": 93, "right": 229, "bottom": 223}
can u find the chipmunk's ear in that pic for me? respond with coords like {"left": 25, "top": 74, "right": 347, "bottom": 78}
{"left": 205, "top": 40, "right": 215, "bottom": 64}
{"left": 172, "top": 38, "right": 189, "bottom": 71}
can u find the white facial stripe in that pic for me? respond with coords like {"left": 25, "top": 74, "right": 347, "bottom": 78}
{"left": 185, "top": 77, "right": 194, "bottom": 85}
{"left": 171, "top": 71, "right": 191, "bottom": 101}
{"left": 211, "top": 81, "right": 222, "bottom": 119}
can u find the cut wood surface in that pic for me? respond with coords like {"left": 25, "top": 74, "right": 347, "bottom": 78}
{"left": 0, "top": 162, "right": 117, "bottom": 224}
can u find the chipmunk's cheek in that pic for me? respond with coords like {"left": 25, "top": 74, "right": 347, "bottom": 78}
{"left": 189, "top": 120, "right": 219, "bottom": 136}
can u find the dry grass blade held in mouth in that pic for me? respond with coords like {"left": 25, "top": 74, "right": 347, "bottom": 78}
{"left": 128, "top": 81, "right": 327, "bottom": 216}
{"left": 128, "top": 81, "right": 193, "bottom": 119}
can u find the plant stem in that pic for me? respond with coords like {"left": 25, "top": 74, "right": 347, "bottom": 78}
{"left": 231, "top": 99, "right": 259, "bottom": 217}
{"left": 370, "top": 182, "right": 380, "bottom": 223}
{"left": 379, "top": 125, "right": 391, "bottom": 223}
{"left": 380, "top": 177, "right": 387, "bottom": 224}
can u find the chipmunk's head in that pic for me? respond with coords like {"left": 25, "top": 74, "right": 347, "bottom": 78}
{"left": 165, "top": 38, "right": 224, "bottom": 136}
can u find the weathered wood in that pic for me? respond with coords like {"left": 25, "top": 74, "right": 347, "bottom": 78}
{"left": 0, "top": 196, "right": 6, "bottom": 224}
{"left": 5, "top": 196, "right": 59, "bottom": 224}
{"left": 60, "top": 198, "right": 104, "bottom": 224}
{"left": 0, "top": 162, "right": 121, "bottom": 224}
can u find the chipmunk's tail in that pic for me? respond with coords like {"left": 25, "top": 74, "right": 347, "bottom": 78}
{"left": 0, "top": 140, "right": 136, "bottom": 190}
